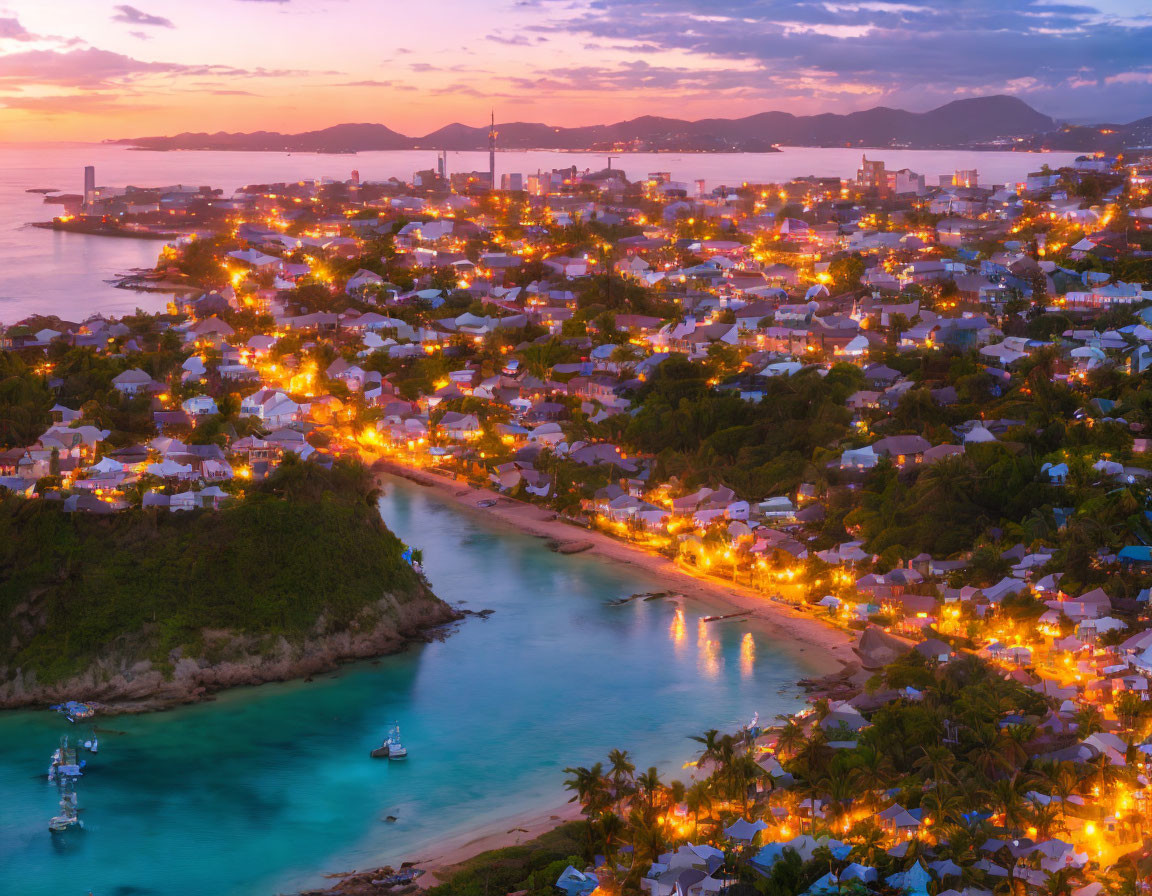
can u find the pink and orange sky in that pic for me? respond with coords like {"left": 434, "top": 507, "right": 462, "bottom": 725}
{"left": 0, "top": 0, "right": 1148, "bottom": 141}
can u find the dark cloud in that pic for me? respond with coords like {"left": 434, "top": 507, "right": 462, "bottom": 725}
{"left": 112, "top": 6, "right": 175, "bottom": 28}
{"left": 527, "top": 0, "right": 1152, "bottom": 119}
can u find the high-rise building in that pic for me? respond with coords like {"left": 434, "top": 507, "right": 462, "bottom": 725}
{"left": 350, "top": 169, "right": 360, "bottom": 186}
{"left": 501, "top": 173, "right": 523, "bottom": 192}
{"left": 83, "top": 165, "right": 96, "bottom": 209}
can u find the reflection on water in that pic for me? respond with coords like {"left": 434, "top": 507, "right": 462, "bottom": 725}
{"left": 696, "top": 617, "right": 722, "bottom": 680}
{"left": 670, "top": 607, "right": 686, "bottom": 653}
{"left": 0, "top": 475, "right": 821, "bottom": 896}
{"left": 741, "top": 632, "right": 757, "bottom": 679}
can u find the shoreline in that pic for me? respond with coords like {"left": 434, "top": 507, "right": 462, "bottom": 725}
{"left": 317, "top": 460, "right": 856, "bottom": 891}
{"left": 374, "top": 460, "right": 856, "bottom": 678}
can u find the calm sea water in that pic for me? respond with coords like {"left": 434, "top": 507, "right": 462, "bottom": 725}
{"left": 0, "top": 475, "right": 823, "bottom": 896}
{"left": 0, "top": 142, "right": 1085, "bottom": 324}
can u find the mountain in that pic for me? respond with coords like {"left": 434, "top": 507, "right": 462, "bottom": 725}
{"left": 118, "top": 122, "right": 413, "bottom": 153}
{"left": 114, "top": 96, "right": 1060, "bottom": 154}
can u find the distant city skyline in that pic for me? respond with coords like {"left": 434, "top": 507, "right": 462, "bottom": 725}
{"left": 0, "top": 0, "right": 1148, "bottom": 141}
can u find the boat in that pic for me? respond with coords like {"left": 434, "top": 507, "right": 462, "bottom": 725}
{"left": 49, "top": 786, "right": 82, "bottom": 833}
{"left": 51, "top": 701, "right": 95, "bottom": 723}
{"left": 82, "top": 731, "right": 99, "bottom": 754}
{"left": 370, "top": 723, "right": 408, "bottom": 760}
{"left": 48, "top": 737, "right": 85, "bottom": 781}
{"left": 387, "top": 727, "right": 408, "bottom": 760}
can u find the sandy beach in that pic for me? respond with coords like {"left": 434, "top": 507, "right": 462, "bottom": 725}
{"left": 363, "top": 459, "right": 858, "bottom": 887}
{"left": 374, "top": 460, "right": 857, "bottom": 677}
{"left": 412, "top": 802, "right": 584, "bottom": 885}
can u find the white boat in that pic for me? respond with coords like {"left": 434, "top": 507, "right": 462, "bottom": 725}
{"left": 82, "top": 731, "right": 98, "bottom": 754}
{"left": 386, "top": 723, "right": 407, "bottom": 760}
{"left": 370, "top": 723, "right": 408, "bottom": 759}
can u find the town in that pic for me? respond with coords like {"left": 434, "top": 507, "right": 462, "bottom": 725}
{"left": 5, "top": 148, "right": 1152, "bottom": 893}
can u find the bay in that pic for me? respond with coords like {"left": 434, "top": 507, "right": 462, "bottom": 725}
{"left": 0, "top": 142, "right": 1085, "bottom": 324}
{"left": 0, "top": 475, "right": 822, "bottom": 896}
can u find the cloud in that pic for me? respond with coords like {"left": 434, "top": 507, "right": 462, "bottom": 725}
{"left": 0, "top": 16, "right": 36, "bottom": 41}
{"left": 111, "top": 6, "right": 175, "bottom": 28}
{"left": 487, "top": 33, "right": 531, "bottom": 46}
{"left": 0, "top": 48, "right": 179, "bottom": 87}
{"left": 129, "top": 31, "right": 152, "bottom": 41}
{"left": 0, "top": 93, "right": 149, "bottom": 115}
{"left": 332, "top": 79, "right": 395, "bottom": 87}
{"left": 522, "top": 0, "right": 1152, "bottom": 119}
{"left": 0, "top": 47, "right": 326, "bottom": 90}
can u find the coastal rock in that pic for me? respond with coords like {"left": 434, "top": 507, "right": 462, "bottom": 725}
{"left": 0, "top": 589, "right": 461, "bottom": 713}
{"left": 854, "top": 625, "right": 913, "bottom": 670}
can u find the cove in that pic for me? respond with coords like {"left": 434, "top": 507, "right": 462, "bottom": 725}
{"left": 0, "top": 475, "right": 823, "bottom": 896}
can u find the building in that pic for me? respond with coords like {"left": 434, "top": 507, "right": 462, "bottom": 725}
{"left": 501, "top": 172, "right": 523, "bottom": 191}
{"left": 954, "top": 169, "right": 979, "bottom": 188}
{"left": 890, "top": 168, "right": 926, "bottom": 196}
{"left": 83, "top": 165, "right": 96, "bottom": 208}
{"left": 857, "top": 155, "right": 886, "bottom": 192}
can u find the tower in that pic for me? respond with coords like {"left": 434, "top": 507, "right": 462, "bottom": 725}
{"left": 488, "top": 110, "right": 496, "bottom": 190}
{"left": 83, "top": 165, "right": 95, "bottom": 209}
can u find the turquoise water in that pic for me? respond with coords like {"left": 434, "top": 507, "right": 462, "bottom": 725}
{"left": 0, "top": 476, "right": 821, "bottom": 895}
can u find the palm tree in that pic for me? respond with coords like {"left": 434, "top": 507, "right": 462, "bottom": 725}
{"left": 635, "top": 767, "right": 663, "bottom": 820}
{"left": 690, "top": 729, "right": 722, "bottom": 768}
{"left": 914, "top": 744, "right": 957, "bottom": 784}
{"left": 1074, "top": 705, "right": 1105, "bottom": 736}
{"left": 563, "top": 762, "right": 610, "bottom": 818}
{"left": 685, "top": 781, "right": 712, "bottom": 836}
{"left": 774, "top": 719, "right": 806, "bottom": 760}
{"left": 606, "top": 748, "right": 636, "bottom": 810}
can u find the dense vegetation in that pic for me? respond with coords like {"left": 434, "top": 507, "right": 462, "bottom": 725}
{"left": 424, "top": 822, "right": 587, "bottom": 896}
{"left": 0, "top": 458, "right": 430, "bottom": 683}
{"left": 555, "top": 652, "right": 1151, "bottom": 895}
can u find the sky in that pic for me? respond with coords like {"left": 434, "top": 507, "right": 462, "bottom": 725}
{"left": 0, "top": 0, "right": 1148, "bottom": 141}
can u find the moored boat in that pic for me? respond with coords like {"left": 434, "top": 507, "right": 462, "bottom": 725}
{"left": 370, "top": 723, "right": 408, "bottom": 760}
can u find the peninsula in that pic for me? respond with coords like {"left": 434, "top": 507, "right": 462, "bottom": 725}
{"left": 0, "top": 458, "right": 458, "bottom": 712}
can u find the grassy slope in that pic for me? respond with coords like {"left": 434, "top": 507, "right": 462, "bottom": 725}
{"left": 0, "top": 458, "right": 431, "bottom": 683}
{"left": 424, "top": 822, "right": 586, "bottom": 896}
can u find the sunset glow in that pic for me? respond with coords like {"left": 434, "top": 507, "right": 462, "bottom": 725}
{"left": 0, "top": 0, "right": 1149, "bottom": 141}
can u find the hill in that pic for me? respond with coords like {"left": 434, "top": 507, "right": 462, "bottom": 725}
{"left": 0, "top": 459, "right": 457, "bottom": 710}
{"left": 113, "top": 95, "right": 1059, "bottom": 154}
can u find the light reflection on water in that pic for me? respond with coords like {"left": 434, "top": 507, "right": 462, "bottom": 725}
{"left": 0, "top": 475, "right": 823, "bottom": 896}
